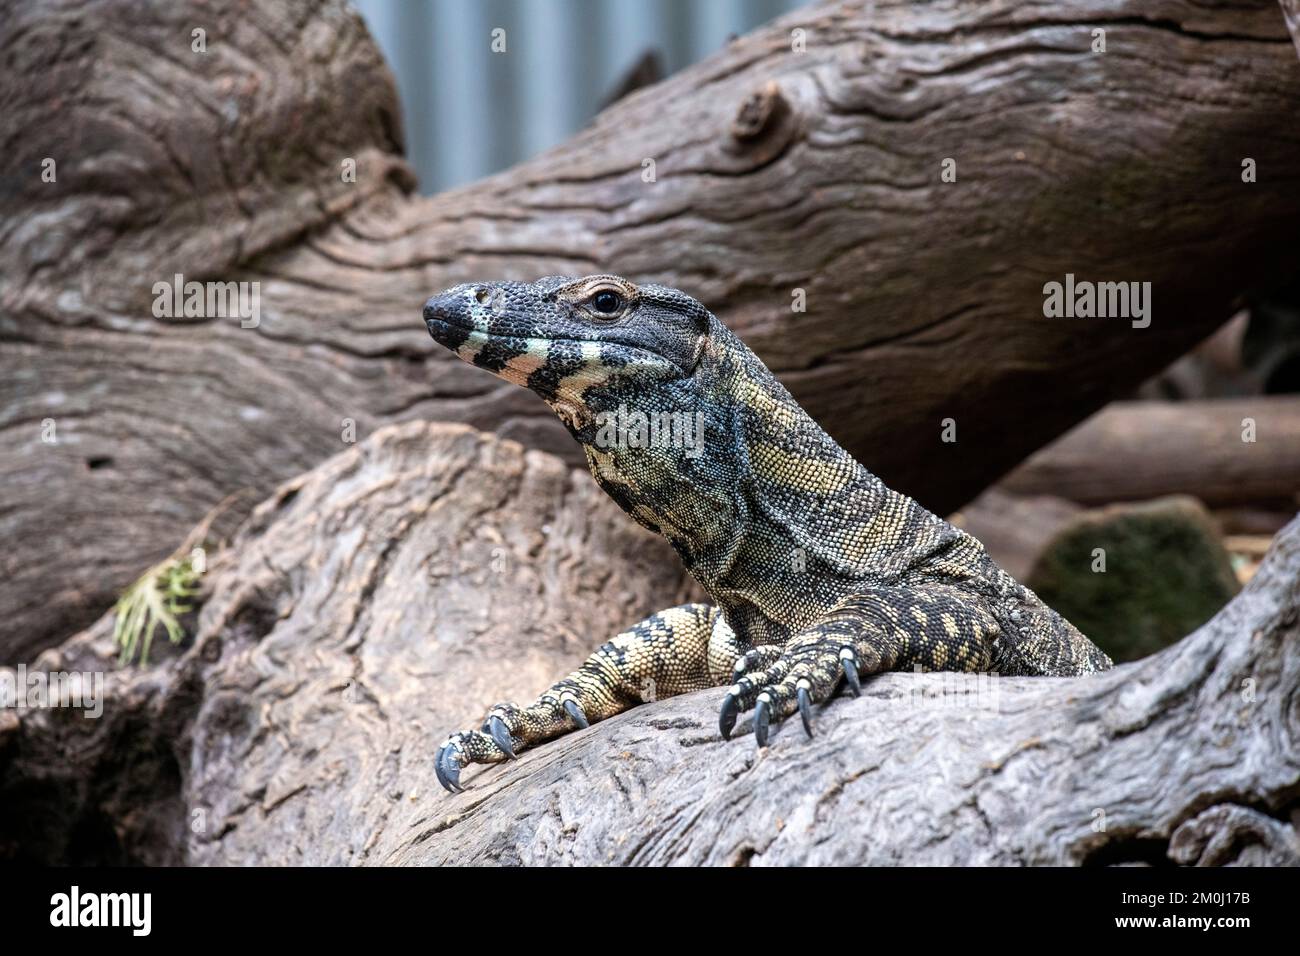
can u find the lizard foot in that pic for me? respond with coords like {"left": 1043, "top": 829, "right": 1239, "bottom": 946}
{"left": 719, "top": 630, "right": 869, "bottom": 747}
{"left": 435, "top": 694, "right": 589, "bottom": 793}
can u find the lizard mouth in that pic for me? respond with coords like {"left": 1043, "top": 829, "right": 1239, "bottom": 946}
{"left": 424, "top": 317, "right": 465, "bottom": 351}
{"left": 423, "top": 310, "right": 474, "bottom": 350}
{"left": 423, "top": 291, "right": 487, "bottom": 349}
{"left": 425, "top": 317, "right": 689, "bottom": 380}
{"left": 422, "top": 291, "right": 695, "bottom": 380}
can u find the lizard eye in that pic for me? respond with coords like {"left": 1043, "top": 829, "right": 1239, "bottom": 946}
{"left": 590, "top": 290, "right": 624, "bottom": 316}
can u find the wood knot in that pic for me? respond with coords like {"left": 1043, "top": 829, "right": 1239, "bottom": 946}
{"left": 730, "top": 81, "right": 791, "bottom": 142}
{"left": 720, "top": 82, "right": 799, "bottom": 170}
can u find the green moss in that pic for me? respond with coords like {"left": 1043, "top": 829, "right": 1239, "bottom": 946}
{"left": 1027, "top": 497, "right": 1240, "bottom": 663}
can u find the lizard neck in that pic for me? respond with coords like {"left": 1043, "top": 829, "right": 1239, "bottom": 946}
{"left": 578, "top": 319, "right": 969, "bottom": 640}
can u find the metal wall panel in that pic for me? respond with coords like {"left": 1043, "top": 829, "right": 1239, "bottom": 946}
{"left": 352, "top": 0, "right": 802, "bottom": 193}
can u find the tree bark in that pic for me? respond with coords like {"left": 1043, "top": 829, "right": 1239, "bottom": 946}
{"left": 1000, "top": 398, "right": 1300, "bottom": 507}
{"left": 4, "top": 0, "right": 1300, "bottom": 660}
{"left": 2, "top": 423, "right": 1296, "bottom": 866}
{"left": 0, "top": 423, "right": 696, "bottom": 864}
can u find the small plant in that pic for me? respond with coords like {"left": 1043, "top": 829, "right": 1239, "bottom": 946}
{"left": 113, "top": 554, "right": 203, "bottom": 666}
{"left": 111, "top": 490, "right": 250, "bottom": 667}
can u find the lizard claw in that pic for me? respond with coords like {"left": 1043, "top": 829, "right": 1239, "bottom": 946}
{"left": 754, "top": 695, "right": 772, "bottom": 748}
{"left": 841, "top": 650, "right": 862, "bottom": 697}
{"left": 435, "top": 742, "right": 464, "bottom": 793}
{"left": 719, "top": 690, "right": 739, "bottom": 740}
{"left": 718, "top": 633, "right": 871, "bottom": 750}
{"left": 487, "top": 715, "right": 516, "bottom": 758}
{"left": 796, "top": 684, "right": 814, "bottom": 738}
{"left": 563, "top": 698, "right": 589, "bottom": 729}
{"left": 437, "top": 694, "right": 587, "bottom": 795}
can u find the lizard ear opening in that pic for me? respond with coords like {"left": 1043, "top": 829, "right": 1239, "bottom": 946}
{"left": 689, "top": 333, "right": 708, "bottom": 369}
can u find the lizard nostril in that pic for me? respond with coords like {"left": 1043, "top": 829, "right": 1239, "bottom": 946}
{"left": 474, "top": 287, "right": 491, "bottom": 304}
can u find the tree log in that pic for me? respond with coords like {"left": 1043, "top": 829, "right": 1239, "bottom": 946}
{"left": 2, "top": 423, "right": 1297, "bottom": 866}
{"left": 4, "top": 0, "right": 1300, "bottom": 659}
{"left": 1001, "top": 397, "right": 1300, "bottom": 507}
{"left": 0, "top": 423, "right": 695, "bottom": 863}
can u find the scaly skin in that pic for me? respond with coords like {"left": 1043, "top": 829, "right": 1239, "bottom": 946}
{"left": 422, "top": 275, "right": 1111, "bottom": 792}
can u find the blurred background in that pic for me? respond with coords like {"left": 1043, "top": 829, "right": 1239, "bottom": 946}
{"left": 354, "top": 0, "right": 802, "bottom": 193}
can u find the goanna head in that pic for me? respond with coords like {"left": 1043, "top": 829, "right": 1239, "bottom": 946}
{"left": 423, "top": 274, "right": 750, "bottom": 546}
{"left": 424, "top": 275, "right": 710, "bottom": 422}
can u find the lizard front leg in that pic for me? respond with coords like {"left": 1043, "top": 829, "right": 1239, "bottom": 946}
{"left": 436, "top": 602, "right": 739, "bottom": 792}
{"left": 719, "top": 584, "right": 999, "bottom": 745}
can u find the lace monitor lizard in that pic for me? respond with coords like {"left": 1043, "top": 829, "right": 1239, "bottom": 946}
{"left": 423, "top": 275, "right": 1112, "bottom": 793}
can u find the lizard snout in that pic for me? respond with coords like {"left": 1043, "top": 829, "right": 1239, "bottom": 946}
{"left": 423, "top": 289, "right": 469, "bottom": 328}
{"left": 423, "top": 286, "right": 485, "bottom": 352}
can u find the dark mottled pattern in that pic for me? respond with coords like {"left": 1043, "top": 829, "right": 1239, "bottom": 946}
{"left": 422, "top": 275, "right": 1112, "bottom": 791}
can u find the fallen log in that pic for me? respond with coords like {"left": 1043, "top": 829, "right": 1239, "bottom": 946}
{"left": 1001, "top": 397, "right": 1300, "bottom": 507}
{"left": 0, "top": 423, "right": 695, "bottom": 863}
{"left": 5, "top": 0, "right": 1300, "bottom": 659}
{"left": 1, "top": 423, "right": 1296, "bottom": 866}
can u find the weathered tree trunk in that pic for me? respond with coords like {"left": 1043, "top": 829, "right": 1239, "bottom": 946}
{"left": 4, "top": 0, "right": 1300, "bottom": 660}
{"left": 0, "top": 423, "right": 696, "bottom": 863}
{"left": 1001, "top": 398, "right": 1300, "bottom": 507}
{"left": 2, "top": 423, "right": 1296, "bottom": 865}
